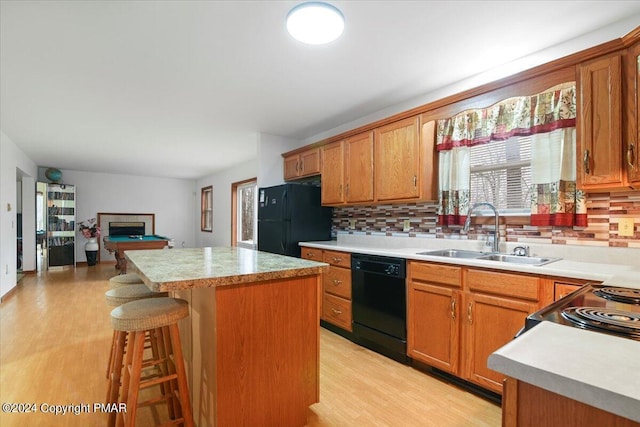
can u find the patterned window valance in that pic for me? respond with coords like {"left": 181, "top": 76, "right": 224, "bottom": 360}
{"left": 436, "top": 81, "right": 586, "bottom": 228}
{"left": 436, "top": 82, "right": 576, "bottom": 151}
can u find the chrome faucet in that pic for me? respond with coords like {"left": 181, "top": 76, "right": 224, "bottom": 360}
{"left": 463, "top": 202, "right": 500, "bottom": 253}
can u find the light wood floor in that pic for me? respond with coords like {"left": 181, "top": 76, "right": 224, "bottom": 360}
{"left": 0, "top": 263, "right": 501, "bottom": 426}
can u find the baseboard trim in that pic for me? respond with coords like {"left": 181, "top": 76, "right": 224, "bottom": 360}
{"left": 1, "top": 285, "right": 19, "bottom": 303}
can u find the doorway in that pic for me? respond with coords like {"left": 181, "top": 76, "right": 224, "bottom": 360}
{"left": 231, "top": 178, "right": 257, "bottom": 249}
{"left": 36, "top": 181, "right": 47, "bottom": 271}
{"left": 16, "top": 176, "right": 23, "bottom": 280}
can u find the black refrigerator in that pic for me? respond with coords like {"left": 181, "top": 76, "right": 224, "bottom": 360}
{"left": 257, "top": 184, "right": 332, "bottom": 257}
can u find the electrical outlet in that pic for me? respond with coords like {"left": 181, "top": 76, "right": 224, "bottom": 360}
{"left": 618, "top": 218, "right": 635, "bottom": 237}
{"left": 349, "top": 219, "right": 356, "bottom": 230}
{"left": 403, "top": 219, "right": 410, "bottom": 232}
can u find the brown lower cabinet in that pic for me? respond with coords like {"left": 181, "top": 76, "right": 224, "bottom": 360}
{"left": 407, "top": 262, "right": 462, "bottom": 373}
{"left": 302, "top": 248, "right": 353, "bottom": 332}
{"left": 503, "top": 377, "right": 640, "bottom": 427}
{"left": 408, "top": 261, "right": 539, "bottom": 394}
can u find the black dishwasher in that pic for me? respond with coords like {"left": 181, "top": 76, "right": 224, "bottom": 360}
{"left": 351, "top": 253, "right": 407, "bottom": 364}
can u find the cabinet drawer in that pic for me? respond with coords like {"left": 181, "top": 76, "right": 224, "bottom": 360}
{"left": 409, "top": 261, "right": 461, "bottom": 287}
{"left": 323, "top": 250, "right": 351, "bottom": 268}
{"left": 467, "top": 269, "right": 539, "bottom": 301}
{"left": 554, "top": 282, "right": 583, "bottom": 301}
{"left": 323, "top": 293, "right": 352, "bottom": 331}
{"left": 301, "top": 247, "right": 323, "bottom": 261}
{"left": 323, "top": 266, "right": 352, "bottom": 299}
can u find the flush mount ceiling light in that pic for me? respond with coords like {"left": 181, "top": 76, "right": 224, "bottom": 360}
{"left": 286, "top": 2, "right": 345, "bottom": 45}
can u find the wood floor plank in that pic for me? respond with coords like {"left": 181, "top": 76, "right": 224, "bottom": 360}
{"left": 1, "top": 263, "right": 500, "bottom": 426}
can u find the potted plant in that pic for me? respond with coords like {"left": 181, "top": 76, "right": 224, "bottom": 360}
{"left": 78, "top": 218, "right": 102, "bottom": 266}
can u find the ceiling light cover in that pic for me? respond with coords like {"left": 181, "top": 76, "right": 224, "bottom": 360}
{"left": 286, "top": 2, "right": 344, "bottom": 45}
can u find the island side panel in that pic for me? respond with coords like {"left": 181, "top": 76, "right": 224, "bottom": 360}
{"left": 172, "top": 289, "right": 198, "bottom": 424}
{"left": 215, "top": 274, "right": 320, "bottom": 427}
{"left": 185, "top": 287, "right": 218, "bottom": 427}
{"left": 506, "top": 378, "right": 640, "bottom": 427}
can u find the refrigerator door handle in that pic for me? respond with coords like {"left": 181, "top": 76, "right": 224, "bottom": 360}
{"left": 281, "top": 189, "right": 288, "bottom": 251}
{"left": 281, "top": 220, "right": 287, "bottom": 252}
{"left": 282, "top": 189, "right": 288, "bottom": 220}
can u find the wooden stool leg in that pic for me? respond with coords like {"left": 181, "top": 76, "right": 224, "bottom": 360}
{"left": 169, "top": 323, "right": 193, "bottom": 427}
{"left": 107, "top": 331, "right": 126, "bottom": 427}
{"left": 116, "top": 330, "right": 136, "bottom": 427}
{"left": 106, "top": 330, "right": 117, "bottom": 379}
{"left": 124, "top": 331, "right": 146, "bottom": 427}
{"left": 155, "top": 326, "right": 177, "bottom": 420}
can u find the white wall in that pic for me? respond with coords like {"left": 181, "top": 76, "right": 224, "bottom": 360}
{"left": 256, "top": 133, "right": 300, "bottom": 188}
{"left": 1, "top": 132, "right": 37, "bottom": 299}
{"left": 196, "top": 158, "right": 258, "bottom": 248}
{"left": 195, "top": 132, "right": 294, "bottom": 249}
{"left": 38, "top": 168, "right": 197, "bottom": 263}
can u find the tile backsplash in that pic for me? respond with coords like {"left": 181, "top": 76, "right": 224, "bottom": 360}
{"left": 332, "top": 191, "right": 640, "bottom": 249}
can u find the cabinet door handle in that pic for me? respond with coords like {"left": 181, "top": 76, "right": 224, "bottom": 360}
{"left": 583, "top": 149, "right": 590, "bottom": 174}
{"left": 332, "top": 279, "right": 342, "bottom": 285}
{"left": 413, "top": 175, "right": 417, "bottom": 187}
{"left": 305, "top": 252, "right": 315, "bottom": 258}
{"left": 450, "top": 297, "right": 456, "bottom": 320}
{"left": 300, "top": 160, "right": 304, "bottom": 172}
{"left": 295, "top": 161, "right": 300, "bottom": 172}
{"left": 628, "top": 144, "right": 636, "bottom": 169}
{"left": 331, "top": 308, "right": 343, "bottom": 315}
{"left": 346, "top": 183, "right": 349, "bottom": 196}
{"left": 332, "top": 257, "right": 342, "bottom": 263}
{"left": 467, "top": 302, "right": 473, "bottom": 325}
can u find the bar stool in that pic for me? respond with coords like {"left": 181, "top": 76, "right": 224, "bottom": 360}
{"left": 109, "top": 273, "right": 144, "bottom": 288}
{"left": 105, "top": 285, "right": 168, "bottom": 382}
{"left": 110, "top": 297, "right": 193, "bottom": 427}
{"left": 105, "top": 285, "right": 169, "bottom": 422}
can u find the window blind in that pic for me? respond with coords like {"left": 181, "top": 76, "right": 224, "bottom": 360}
{"left": 469, "top": 135, "right": 532, "bottom": 213}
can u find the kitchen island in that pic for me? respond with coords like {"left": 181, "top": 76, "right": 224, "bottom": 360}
{"left": 125, "top": 247, "right": 329, "bottom": 427}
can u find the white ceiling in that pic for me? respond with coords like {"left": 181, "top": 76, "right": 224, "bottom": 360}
{"left": 2, "top": 1, "right": 640, "bottom": 180}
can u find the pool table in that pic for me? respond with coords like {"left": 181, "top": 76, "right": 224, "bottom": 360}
{"left": 103, "top": 235, "right": 171, "bottom": 273}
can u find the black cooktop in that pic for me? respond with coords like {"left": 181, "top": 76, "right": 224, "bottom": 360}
{"left": 524, "top": 284, "right": 640, "bottom": 340}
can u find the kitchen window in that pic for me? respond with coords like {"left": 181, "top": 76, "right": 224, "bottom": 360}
{"left": 232, "top": 178, "right": 257, "bottom": 249}
{"left": 469, "top": 135, "right": 532, "bottom": 214}
{"left": 436, "top": 82, "right": 585, "bottom": 227}
{"left": 201, "top": 186, "right": 213, "bottom": 232}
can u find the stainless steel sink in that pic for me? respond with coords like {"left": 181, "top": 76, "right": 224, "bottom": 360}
{"left": 416, "top": 249, "right": 561, "bottom": 266}
{"left": 417, "top": 249, "right": 486, "bottom": 259}
{"left": 476, "top": 253, "right": 561, "bottom": 266}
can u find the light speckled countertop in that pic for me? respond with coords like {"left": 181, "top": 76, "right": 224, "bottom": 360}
{"left": 488, "top": 322, "right": 640, "bottom": 423}
{"left": 300, "top": 237, "right": 640, "bottom": 286}
{"left": 125, "top": 247, "right": 328, "bottom": 292}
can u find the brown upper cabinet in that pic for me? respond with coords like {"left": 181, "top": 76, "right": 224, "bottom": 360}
{"left": 284, "top": 147, "right": 321, "bottom": 180}
{"left": 577, "top": 52, "right": 625, "bottom": 189}
{"left": 320, "top": 140, "right": 345, "bottom": 204}
{"left": 374, "top": 116, "right": 423, "bottom": 201}
{"left": 627, "top": 41, "right": 640, "bottom": 184}
{"left": 345, "top": 131, "right": 375, "bottom": 203}
{"left": 321, "top": 131, "right": 375, "bottom": 206}
{"left": 577, "top": 42, "right": 640, "bottom": 190}
{"left": 320, "top": 117, "right": 436, "bottom": 206}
